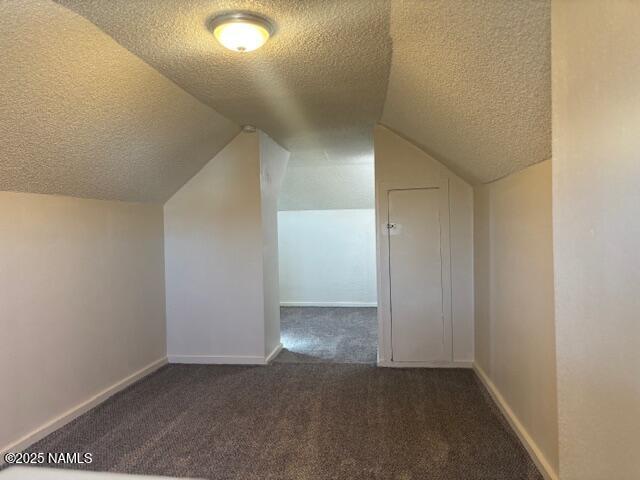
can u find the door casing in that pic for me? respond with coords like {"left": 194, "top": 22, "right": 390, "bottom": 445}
{"left": 375, "top": 177, "right": 454, "bottom": 367}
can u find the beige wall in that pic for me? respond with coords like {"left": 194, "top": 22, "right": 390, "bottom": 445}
{"left": 474, "top": 160, "right": 558, "bottom": 477}
{"left": 374, "top": 125, "right": 474, "bottom": 364}
{"left": 0, "top": 192, "right": 166, "bottom": 452}
{"left": 164, "top": 133, "right": 265, "bottom": 362}
{"left": 552, "top": 3, "right": 640, "bottom": 478}
{"left": 165, "top": 131, "right": 287, "bottom": 363}
{"left": 259, "top": 132, "right": 290, "bottom": 356}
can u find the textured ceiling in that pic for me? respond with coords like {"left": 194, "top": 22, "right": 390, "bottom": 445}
{"left": 0, "top": 0, "right": 238, "bottom": 203}
{"left": 279, "top": 152, "right": 374, "bottom": 211}
{"left": 2, "top": 0, "right": 551, "bottom": 203}
{"left": 382, "top": 0, "right": 551, "bottom": 183}
{"left": 55, "top": 0, "right": 393, "bottom": 163}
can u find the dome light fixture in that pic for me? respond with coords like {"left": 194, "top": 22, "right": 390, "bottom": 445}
{"left": 210, "top": 12, "right": 273, "bottom": 53}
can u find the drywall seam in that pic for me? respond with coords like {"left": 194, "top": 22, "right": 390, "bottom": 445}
{"left": 0, "top": 357, "right": 167, "bottom": 458}
{"left": 473, "top": 364, "right": 558, "bottom": 480}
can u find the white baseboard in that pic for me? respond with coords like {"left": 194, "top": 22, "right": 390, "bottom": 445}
{"left": 1, "top": 357, "right": 167, "bottom": 457}
{"left": 265, "top": 343, "right": 283, "bottom": 364}
{"left": 473, "top": 364, "right": 558, "bottom": 480}
{"left": 377, "top": 359, "right": 473, "bottom": 368}
{"left": 280, "top": 301, "right": 378, "bottom": 308}
{"left": 168, "top": 354, "right": 266, "bottom": 365}
{"left": 168, "top": 347, "right": 282, "bottom": 365}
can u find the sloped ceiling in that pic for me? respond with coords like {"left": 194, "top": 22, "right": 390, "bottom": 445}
{"left": 2, "top": 0, "right": 550, "bottom": 202}
{"left": 55, "top": 0, "right": 393, "bottom": 166}
{"left": 0, "top": 0, "right": 238, "bottom": 203}
{"left": 55, "top": 0, "right": 550, "bottom": 186}
{"left": 382, "top": 0, "right": 551, "bottom": 183}
{"left": 279, "top": 154, "right": 374, "bottom": 211}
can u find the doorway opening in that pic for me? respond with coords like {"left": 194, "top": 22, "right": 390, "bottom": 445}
{"left": 273, "top": 136, "right": 378, "bottom": 364}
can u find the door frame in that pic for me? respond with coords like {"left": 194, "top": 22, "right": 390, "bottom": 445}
{"left": 375, "top": 177, "right": 455, "bottom": 368}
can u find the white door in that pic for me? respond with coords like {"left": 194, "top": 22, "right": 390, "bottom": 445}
{"left": 388, "top": 188, "right": 449, "bottom": 362}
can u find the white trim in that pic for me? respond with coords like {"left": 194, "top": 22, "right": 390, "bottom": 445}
{"left": 377, "top": 359, "right": 472, "bottom": 369}
{"left": 376, "top": 178, "right": 454, "bottom": 364}
{"left": 0, "top": 357, "right": 167, "bottom": 457}
{"left": 473, "top": 364, "right": 558, "bottom": 480}
{"left": 265, "top": 343, "right": 283, "bottom": 364}
{"left": 169, "top": 343, "right": 283, "bottom": 366}
{"left": 169, "top": 354, "right": 267, "bottom": 365}
{"left": 280, "top": 302, "right": 377, "bottom": 308}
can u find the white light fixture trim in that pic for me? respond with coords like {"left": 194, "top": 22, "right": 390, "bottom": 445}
{"left": 210, "top": 12, "right": 274, "bottom": 52}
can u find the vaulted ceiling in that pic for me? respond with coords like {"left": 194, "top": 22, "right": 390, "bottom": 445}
{"left": 1, "top": 0, "right": 550, "bottom": 202}
{"left": 54, "top": 0, "right": 393, "bottom": 167}
{"left": 0, "top": 0, "right": 238, "bottom": 203}
{"left": 382, "top": 0, "right": 550, "bottom": 183}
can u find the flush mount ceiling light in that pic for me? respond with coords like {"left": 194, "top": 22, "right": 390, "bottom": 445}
{"left": 210, "top": 12, "right": 273, "bottom": 52}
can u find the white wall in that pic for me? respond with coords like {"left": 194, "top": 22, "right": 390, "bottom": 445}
{"left": 374, "top": 125, "right": 475, "bottom": 364}
{"left": 164, "top": 131, "right": 288, "bottom": 364}
{"left": 259, "top": 132, "right": 290, "bottom": 356}
{"left": 277, "top": 140, "right": 376, "bottom": 307}
{"left": 164, "top": 132, "right": 264, "bottom": 362}
{"left": 552, "top": 3, "right": 640, "bottom": 478}
{"left": 0, "top": 192, "right": 166, "bottom": 453}
{"left": 278, "top": 209, "right": 377, "bottom": 307}
{"left": 474, "top": 160, "right": 558, "bottom": 478}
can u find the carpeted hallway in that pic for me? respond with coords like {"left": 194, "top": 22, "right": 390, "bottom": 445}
{"left": 275, "top": 307, "right": 378, "bottom": 364}
{"left": 27, "top": 363, "right": 542, "bottom": 479}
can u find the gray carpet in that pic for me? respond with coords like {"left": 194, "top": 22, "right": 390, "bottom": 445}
{"left": 27, "top": 364, "right": 542, "bottom": 479}
{"left": 275, "top": 307, "right": 377, "bottom": 364}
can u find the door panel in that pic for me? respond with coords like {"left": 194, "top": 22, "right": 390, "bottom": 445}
{"left": 388, "top": 188, "right": 446, "bottom": 362}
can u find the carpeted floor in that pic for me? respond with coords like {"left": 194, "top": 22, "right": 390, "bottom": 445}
{"left": 27, "top": 364, "right": 542, "bottom": 480}
{"left": 275, "top": 307, "right": 377, "bottom": 364}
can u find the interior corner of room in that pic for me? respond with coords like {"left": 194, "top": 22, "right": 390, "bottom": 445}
{"left": 1, "top": 1, "right": 639, "bottom": 479}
